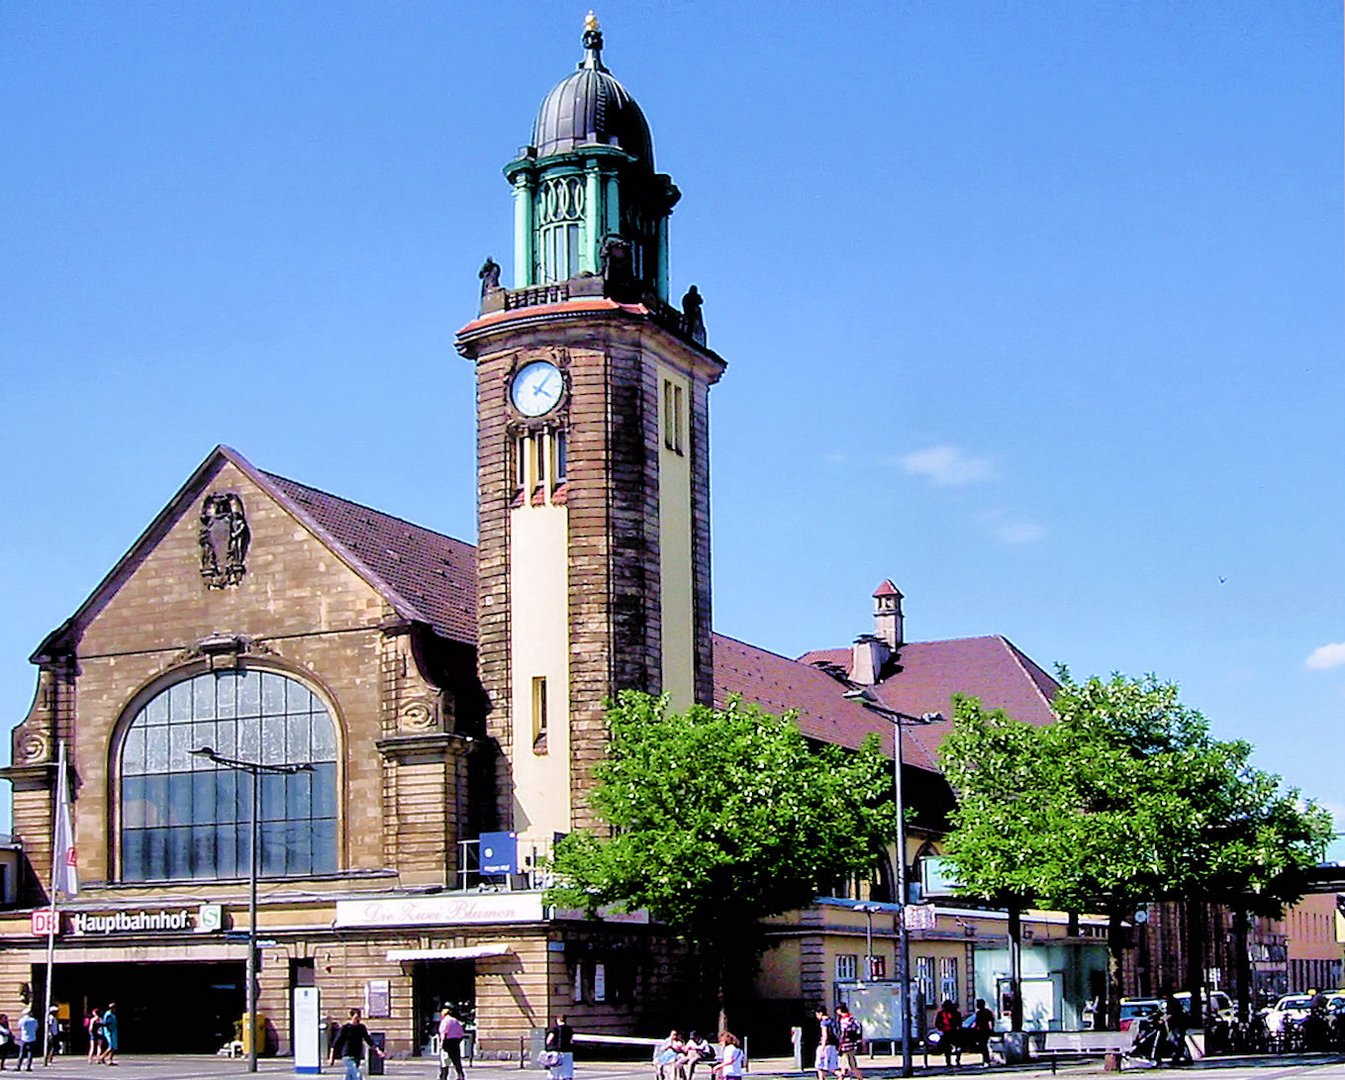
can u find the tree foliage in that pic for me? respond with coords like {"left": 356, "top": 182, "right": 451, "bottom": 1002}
{"left": 939, "top": 673, "right": 1332, "bottom": 1027}
{"left": 545, "top": 690, "right": 896, "bottom": 1027}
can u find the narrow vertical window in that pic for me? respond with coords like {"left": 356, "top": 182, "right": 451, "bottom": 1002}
{"left": 663, "top": 380, "right": 675, "bottom": 450}
{"left": 939, "top": 956, "right": 959, "bottom": 1006}
{"left": 533, "top": 434, "right": 547, "bottom": 489}
{"left": 553, "top": 430, "right": 568, "bottom": 483}
{"left": 566, "top": 224, "right": 580, "bottom": 278}
{"left": 915, "top": 956, "right": 935, "bottom": 1007}
{"left": 531, "top": 676, "right": 548, "bottom": 752}
{"left": 515, "top": 435, "right": 528, "bottom": 490}
{"left": 663, "top": 380, "right": 685, "bottom": 455}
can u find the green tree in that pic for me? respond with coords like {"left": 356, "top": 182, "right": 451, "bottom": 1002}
{"left": 545, "top": 690, "right": 896, "bottom": 1032}
{"left": 940, "top": 674, "right": 1331, "bottom": 1030}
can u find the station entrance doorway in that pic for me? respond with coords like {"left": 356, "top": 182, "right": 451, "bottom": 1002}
{"left": 38, "top": 960, "right": 244, "bottom": 1055}
{"left": 412, "top": 960, "right": 475, "bottom": 1057}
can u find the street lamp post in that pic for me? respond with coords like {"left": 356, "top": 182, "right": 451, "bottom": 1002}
{"left": 192, "top": 747, "right": 312, "bottom": 1074}
{"left": 853, "top": 903, "right": 879, "bottom": 980}
{"left": 844, "top": 691, "right": 941, "bottom": 1080}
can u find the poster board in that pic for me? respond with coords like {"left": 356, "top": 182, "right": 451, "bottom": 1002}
{"left": 837, "top": 981, "right": 921, "bottom": 1041}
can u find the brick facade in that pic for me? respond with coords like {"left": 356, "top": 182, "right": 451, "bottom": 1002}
{"left": 458, "top": 304, "right": 725, "bottom": 832}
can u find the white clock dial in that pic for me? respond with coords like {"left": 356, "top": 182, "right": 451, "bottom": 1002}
{"left": 510, "top": 360, "right": 564, "bottom": 417}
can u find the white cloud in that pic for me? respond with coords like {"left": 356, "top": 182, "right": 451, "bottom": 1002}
{"left": 1304, "top": 642, "right": 1345, "bottom": 671}
{"left": 899, "top": 445, "right": 995, "bottom": 487}
{"left": 996, "top": 521, "right": 1046, "bottom": 544}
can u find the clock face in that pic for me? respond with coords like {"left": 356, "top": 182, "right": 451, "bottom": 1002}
{"left": 510, "top": 360, "right": 564, "bottom": 417}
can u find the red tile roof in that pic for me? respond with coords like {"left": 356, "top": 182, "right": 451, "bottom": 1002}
{"left": 263, "top": 472, "right": 477, "bottom": 645}
{"left": 797, "top": 636, "right": 1059, "bottom": 761}
{"left": 256, "top": 470, "right": 1058, "bottom": 773}
{"left": 36, "top": 449, "right": 1055, "bottom": 775}
{"left": 873, "top": 579, "right": 902, "bottom": 598}
{"left": 713, "top": 634, "right": 941, "bottom": 771}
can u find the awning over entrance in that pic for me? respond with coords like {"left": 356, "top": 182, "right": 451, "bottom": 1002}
{"left": 386, "top": 944, "right": 513, "bottom": 962}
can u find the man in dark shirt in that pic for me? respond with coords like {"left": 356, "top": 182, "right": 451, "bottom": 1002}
{"left": 545, "top": 1015, "right": 575, "bottom": 1079}
{"left": 329, "top": 1008, "right": 384, "bottom": 1080}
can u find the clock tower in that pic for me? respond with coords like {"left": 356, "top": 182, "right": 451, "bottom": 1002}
{"left": 456, "top": 15, "right": 725, "bottom": 843}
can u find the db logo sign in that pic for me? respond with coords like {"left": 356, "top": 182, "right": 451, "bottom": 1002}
{"left": 30, "top": 910, "right": 60, "bottom": 937}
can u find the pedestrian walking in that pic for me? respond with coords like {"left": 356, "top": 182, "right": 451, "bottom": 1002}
{"left": 438, "top": 1007, "right": 466, "bottom": 1080}
{"left": 933, "top": 1000, "right": 963, "bottom": 1068}
{"left": 42, "top": 1008, "right": 59, "bottom": 1066}
{"left": 545, "top": 1015, "right": 575, "bottom": 1080}
{"left": 813, "top": 1007, "right": 840, "bottom": 1080}
{"left": 14, "top": 1011, "right": 36, "bottom": 1071}
{"left": 835, "top": 1004, "right": 863, "bottom": 1080}
{"left": 1155, "top": 995, "right": 1189, "bottom": 1066}
{"left": 968, "top": 999, "right": 995, "bottom": 1066}
{"left": 85, "top": 1009, "right": 102, "bottom": 1064}
{"left": 96, "top": 1004, "right": 118, "bottom": 1066}
{"left": 710, "top": 1033, "right": 744, "bottom": 1080}
{"left": 0, "top": 1015, "right": 13, "bottom": 1070}
{"left": 328, "top": 1008, "right": 384, "bottom": 1080}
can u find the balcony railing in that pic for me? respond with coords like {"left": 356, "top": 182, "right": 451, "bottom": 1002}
{"left": 455, "top": 835, "right": 554, "bottom": 893}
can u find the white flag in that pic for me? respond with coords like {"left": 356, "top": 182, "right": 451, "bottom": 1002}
{"left": 52, "top": 748, "right": 78, "bottom": 897}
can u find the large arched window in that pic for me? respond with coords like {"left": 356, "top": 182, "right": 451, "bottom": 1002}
{"left": 120, "top": 669, "right": 338, "bottom": 882}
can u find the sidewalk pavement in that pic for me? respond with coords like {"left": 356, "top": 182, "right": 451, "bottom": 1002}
{"left": 20, "top": 1051, "right": 1345, "bottom": 1080}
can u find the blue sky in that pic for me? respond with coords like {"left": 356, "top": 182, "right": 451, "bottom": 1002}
{"left": 2, "top": 3, "right": 1341, "bottom": 850}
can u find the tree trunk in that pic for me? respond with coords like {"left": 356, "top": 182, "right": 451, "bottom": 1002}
{"left": 713, "top": 944, "right": 730, "bottom": 1034}
{"left": 1232, "top": 908, "right": 1251, "bottom": 1025}
{"left": 1184, "top": 900, "right": 1204, "bottom": 1027}
{"left": 1105, "top": 908, "right": 1125, "bottom": 1031}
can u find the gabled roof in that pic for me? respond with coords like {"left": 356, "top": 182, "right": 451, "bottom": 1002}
{"left": 32, "top": 446, "right": 476, "bottom": 661}
{"left": 797, "top": 636, "right": 1060, "bottom": 761}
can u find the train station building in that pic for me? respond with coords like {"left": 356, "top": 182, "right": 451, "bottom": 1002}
{"left": 1, "top": 18, "right": 1112, "bottom": 1058}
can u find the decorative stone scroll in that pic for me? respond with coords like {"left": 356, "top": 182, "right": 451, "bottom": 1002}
{"left": 16, "top": 731, "right": 50, "bottom": 765}
{"left": 399, "top": 699, "right": 438, "bottom": 733}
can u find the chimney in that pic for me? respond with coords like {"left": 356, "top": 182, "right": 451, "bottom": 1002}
{"left": 873, "top": 579, "right": 904, "bottom": 650}
{"left": 851, "top": 634, "right": 889, "bottom": 686}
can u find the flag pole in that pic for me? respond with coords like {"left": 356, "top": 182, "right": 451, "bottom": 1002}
{"left": 40, "top": 742, "right": 67, "bottom": 1057}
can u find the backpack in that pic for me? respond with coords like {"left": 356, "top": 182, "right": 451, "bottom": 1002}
{"left": 842, "top": 1016, "right": 862, "bottom": 1044}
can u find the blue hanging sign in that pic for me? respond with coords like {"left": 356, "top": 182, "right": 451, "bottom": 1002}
{"left": 479, "top": 832, "right": 517, "bottom": 875}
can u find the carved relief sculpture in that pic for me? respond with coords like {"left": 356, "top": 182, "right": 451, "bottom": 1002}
{"left": 199, "top": 493, "right": 251, "bottom": 588}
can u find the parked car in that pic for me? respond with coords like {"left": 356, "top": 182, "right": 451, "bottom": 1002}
{"left": 1262, "top": 994, "right": 1315, "bottom": 1033}
{"left": 1117, "top": 992, "right": 1234, "bottom": 1031}
{"left": 1177, "top": 990, "right": 1235, "bottom": 1024}
{"left": 1119, "top": 998, "right": 1163, "bottom": 1033}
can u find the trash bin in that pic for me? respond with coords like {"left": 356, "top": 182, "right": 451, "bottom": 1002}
{"left": 368, "top": 1032, "right": 386, "bottom": 1075}
{"left": 240, "top": 1013, "right": 267, "bottom": 1056}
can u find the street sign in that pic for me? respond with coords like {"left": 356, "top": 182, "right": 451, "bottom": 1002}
{"left": 903, "top": 904, "right": 936, "bottom": 931}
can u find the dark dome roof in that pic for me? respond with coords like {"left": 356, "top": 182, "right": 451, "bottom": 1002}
{"left": 531, "top": 24, "right": 653, "bottom": 167}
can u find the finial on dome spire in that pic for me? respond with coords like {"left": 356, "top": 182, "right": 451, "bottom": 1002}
{"left": 581, "top": 10, "right": 604, "bottom": 69}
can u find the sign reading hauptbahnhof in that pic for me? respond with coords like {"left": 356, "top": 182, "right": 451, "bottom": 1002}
{"left": 30, "top": 903, "right": 224, "bottom": 937}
